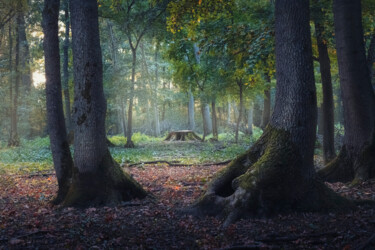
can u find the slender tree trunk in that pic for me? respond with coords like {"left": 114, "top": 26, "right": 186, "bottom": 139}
{"left": 247, "top": 102, "right": 253, "bottom": 135}
{"left": 318, "top": 0, "right": 375, "bottom": 182}
{"left": 314, "top": 13, "right": 336, "bottom": 163}
{"left": 260, "top": 83, "right": 271, "bottom": 129}
{"left": 125, "top": 50, "right": 136, "bottom": 148}
{"left": 317, "top": 107, "right": 324, "bottom": 135}
{"left": 367, "top": 32, "right": 375, "bottom": 85}
{"left": 65, "top": 0, "right": 146, "bottom": 207}
{"left": 8, "top": 15, "right": 21, "bottom": 147}
{"left": 18, "top": 13, "right": 32, "bottom": 91}
{"left": 188, "top": 0, "right": 350, "bottom": 226}
{"left": 226, "top": 101, "right": 231, "bottom": 126}
{"left": 188, "top": 87, "right": 195, "bottom": 130}
{"left": 121, "top": 100, "right": 127, "bottom": 137}
{"left": 62, "top": 0, "right": 72, "bottom": 131}
{"left": 153, "top": 42, "right": 160, "bottom": 136}
{"left": 211, "top": 99, "right": 218, "bottom": 140}
{"left": 253, "top": 98, "right": 262, "bottom": 128}
{"left": 8, "top": 21, "right": 17, "bottom": 147}
{"left": 235, "top": 81, "right": 243, "bottom": 143}
{"left": 203, "top": 103, "right": 212, "bottom": 134}
{"left": 42, "top": 0, "right": 73, "bottom": 204}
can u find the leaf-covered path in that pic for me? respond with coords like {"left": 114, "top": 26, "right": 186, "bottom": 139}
{"left": 1, "top": 164, "right": 375, "bottom": 249}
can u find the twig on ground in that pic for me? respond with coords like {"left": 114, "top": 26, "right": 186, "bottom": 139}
{"left": 125, "top": 160, "right": 231, "bottom": 168}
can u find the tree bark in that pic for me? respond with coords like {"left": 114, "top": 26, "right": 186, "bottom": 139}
{"left": 188, "top": 0, "right": 351, "bottom": 226}
{"left": 153, "top": 43, "right": 161, "bottom": 136}
{"left": 247, "top": 102, "right": 253, "bottom": 135}
{"left": 18, "top": 13, "right": 32, "bottom": 91}
{"left": 8, "top": 15, "right": 21, "bottom": 147}
{"left": 42, "top": 0, "right": 73, "bottom": 204}
{"left": 188, "top": 87, "right": 195, "bottom": 131}
{"left": 211, "top": 99, "right": 218, "bottom": 140}
{"left": 253, "top": 98, "right": 262, "bottom": 128}
{"left": 120, "top": 100, "right": 127, "bottom": 137}
{"left": 260, "top": 85, "right": 271, "bottom": 129}
{"left": 226, "top": 101, "right": 231, "bottom": 125}
{"left": 125, "top": 49, "right": 136, "bottom": 148}
{"left": 318, "top": 0, "right": 375, "bottom": 182}
{"left": 367, "top": 32, "right": 375, "bottom": 85}
{"left": 314, "top": 10, "right": 336, "bottom": 163}
{"left": 65, "top": 0, "right": 146, "bottom": 207}
{"left": 235, "top": 81, "right": 243, "bottom": 143}
{"left": 62, "top": 0, "right": 72, "bottom": 132}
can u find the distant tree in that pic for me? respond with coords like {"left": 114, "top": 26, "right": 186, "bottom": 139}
{"left": 42, "top": 0, "right": 73, "bottom": 204}
{"left": 188, "top": 0, "right": 350, "bottom": 226}
{"left": 318, "top": 0, "right": 375, "bottom": 182}
{"left": 64, "top": 0, "right": 146, "bottom": 206}
{"left": 311, "top": 0, "right": 336, "bottom": 163}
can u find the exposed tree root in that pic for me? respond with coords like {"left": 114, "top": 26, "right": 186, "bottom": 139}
{"left": 63, "top": 150, "right": 147, "bottom": 207}
{"left": 317, "top": 147, "right": 355, "bottom": 183}
{"left": 186, "top": 126, "right": 353, "bottom": 226}
{"left": 318, "top": 135, "right": 375, "bottom": 183}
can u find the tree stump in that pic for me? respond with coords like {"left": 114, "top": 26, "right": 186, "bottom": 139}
{"left": 164, "top": 130, "right": 202, "bottom": 141}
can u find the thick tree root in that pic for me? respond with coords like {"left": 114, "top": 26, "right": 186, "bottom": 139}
{"left": 63, "top": 150, "right": 147, "bottom": 207}
{"left": 317, "top": 147, "right": 355, "bottom": 183}
{"left": 186, "top": 126, "right": 353, "bottom": 226}
{"left": 318, "top": 139, "right": 375, "bottom": 183}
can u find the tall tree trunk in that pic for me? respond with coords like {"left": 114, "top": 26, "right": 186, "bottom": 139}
{"left": 120, "top": 100, "right": 127, "bottom": 137}
{"left": 226, "top": 101, "right": 231, "bottom": 126}
{"left": 247, "top": 102, "right": 253, "bottom": 135}
{"left": 125, "top": 50, "right": 136, "bottom": 148}
{"left": 188, "top": 87, "right": 195, "bottom": 131}
{"left": 367, "top": 32, "right": 375, "bottom": 85}
{"left": 18, "top": 13, "right": 32, "bottom": 91}
{"left": 318, "top": 0, "right": 375, "bottom": 182}
{"left": 235, "top": 81, "right": 243, "bottom": 143}
{"left": 62, "top": 0, "right": 72, "bottom": 132}
{"left": 211, "top": 99, "right": 218, "bottom": 140}
{"left": 188, "top": 0, "right": 350, "bottom": 226}
{"left": 317, "top": 107, "right": 324, "bottom": 135}
{"left": 260, "top": 84, "right": 271, "bottom": 129}
{"left": 203, "top": 103, "right": 212, "bottom": 135}
{"left": 42, "top": 0, "right": 73, "bottom": 204}
{"left": 253, "top": 98, "right": 262, "bottom": 128}
{"left": 65, "top": 0, "right": 146, "bottom": 207}
{"left": 153, "top": 42, "right": 160, "bottom": 136}
{"left": 8, "top": 15, "right": 21, "bottom": 147}
{"left": 314, "top": 11, "right": 336, "bottom": 163}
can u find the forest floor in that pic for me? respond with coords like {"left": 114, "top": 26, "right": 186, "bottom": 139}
{"left": 0, "top": 136, "right": 375, "bottom": 249}
{"left": 0, "top": 160, "right": 375, "bottom": 249}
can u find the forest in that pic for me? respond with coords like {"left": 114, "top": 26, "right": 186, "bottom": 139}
{"left": 0, "top": 0, "right": 375, "bottom": 248}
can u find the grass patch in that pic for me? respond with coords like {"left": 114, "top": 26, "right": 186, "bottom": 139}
{"left": 0, "top": 130, "right": 262, "bottom": 174}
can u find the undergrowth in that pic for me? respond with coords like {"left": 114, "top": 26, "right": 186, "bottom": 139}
{"left": 0, "top": 129, "right": 262, "bottom": 174}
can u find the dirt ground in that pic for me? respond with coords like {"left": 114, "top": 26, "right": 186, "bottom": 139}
{"left": 0, "top": 164, "right": 374, "bottom": 249}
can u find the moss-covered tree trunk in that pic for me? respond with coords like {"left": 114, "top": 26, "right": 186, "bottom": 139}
{"left": 65, "top": 0, "right": 147, "bottom": 207}
{"left": 42, "top": 0, "right": 73, "bottom": 204}
{"left": 318, "top": 0, "right": 375, "bottom": 183}
{"left": 187, "top": 0, "right": 351, "bottom": 226}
